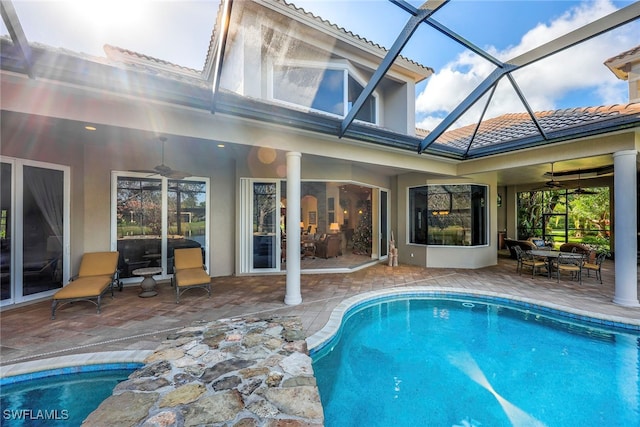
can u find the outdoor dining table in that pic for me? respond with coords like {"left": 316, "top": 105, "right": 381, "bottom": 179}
{"left": 528, "top": 249, "right": 584, "bottom": 278}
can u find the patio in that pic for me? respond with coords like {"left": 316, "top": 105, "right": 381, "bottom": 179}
{"left": 1, "top": 255, "right": 639, "bottom": 367}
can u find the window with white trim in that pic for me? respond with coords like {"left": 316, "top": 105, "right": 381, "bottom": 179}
{"left": 272, "top": 64, "right": 377, "bottom": 124}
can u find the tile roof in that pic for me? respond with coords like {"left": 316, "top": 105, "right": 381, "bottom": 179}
{"left": 604, "top": 44, "right": 640, "bottom": 80}
{"left": 430, "top": 103, "right": 640, "bottom": 157}
{"left": 203, "top": 0, "right": 434, "bottom": 79}
{"left": 103, "top": 45, "right": 207, "bottom": 87}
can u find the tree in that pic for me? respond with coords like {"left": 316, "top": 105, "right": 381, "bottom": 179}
{"left": 352, "top": 200, "right": 372, "bottom": 255}
{"left": 569, "top": 188, "right": 610, "bottom": 240}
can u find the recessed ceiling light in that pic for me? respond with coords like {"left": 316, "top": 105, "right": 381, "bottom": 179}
{"left": 84, "top": 125, "right": 97, "bottom": 131}
{"left": 217, "top": 143, "right": 225, "bottom": 148}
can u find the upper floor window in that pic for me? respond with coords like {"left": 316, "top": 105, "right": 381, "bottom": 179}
{"left": 409, "top": 184, "right": 488, "bottom": 246}
{"left": 272, "top": 64, "right": 377, "bottom": 124}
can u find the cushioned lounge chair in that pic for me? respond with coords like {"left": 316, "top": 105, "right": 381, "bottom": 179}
{"left": 51, "top": 251, "right": 120, "bottom": 319}
{"left": 172, "top": 248, "right": 211, "bottom": 303}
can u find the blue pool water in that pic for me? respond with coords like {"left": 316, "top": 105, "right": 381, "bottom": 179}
{"left": 1, "top": 365, "right": 139, "bottom": 426}
{"left": 312, "top": 296, "right": 640, "bottom": 427}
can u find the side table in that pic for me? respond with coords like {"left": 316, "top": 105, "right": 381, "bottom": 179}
{"left": 132, "top": 267, "right": 162, "bottom": 298}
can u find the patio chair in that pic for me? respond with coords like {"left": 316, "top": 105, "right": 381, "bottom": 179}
{"left": 520, "top": 250, "right": 547, "bottom": 278}
{"left": 583, "top": 252, "right": 606, "bottom": 284}
{"left": 51, "top": 251, "right": 120, "bottom": 319}
{"left": 172, "top": 248, "right": 211, "bottom": 303}
{"left": 554, "top": 252, "right": 583, "bottom": 285}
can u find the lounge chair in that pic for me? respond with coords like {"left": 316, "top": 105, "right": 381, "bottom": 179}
{"left": 172, "top": 248, "right": 211, "bottom": 303}
{"left": 51, "top": 251, "right": 120, "bottom": 319}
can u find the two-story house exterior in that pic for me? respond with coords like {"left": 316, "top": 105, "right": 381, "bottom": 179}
{"left": 1, "top": 0, "right": 638, "bottom": 309}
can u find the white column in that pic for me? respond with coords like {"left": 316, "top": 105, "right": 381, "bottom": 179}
{"left": 612, "top": 150, "right": 638, "bottom": 307}
{"left": 285, "top": 152, "right": 302, "bottom": 305}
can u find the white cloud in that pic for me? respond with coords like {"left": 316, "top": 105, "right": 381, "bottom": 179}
{"left": 415, "top": 0, "right": 637, "bottom": 131}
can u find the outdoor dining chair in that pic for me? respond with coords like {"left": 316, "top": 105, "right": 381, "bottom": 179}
{"left": 519, "top": 249, "right": 547, "bottom": 278}
{"left": 554, "top": 252, "right": 583, "bottom": 285}
{"left": 583, "top": 252, "right": 606, "bottom": 284}
{"left": 513, "top": 245, "right": 524, "bottom": 273}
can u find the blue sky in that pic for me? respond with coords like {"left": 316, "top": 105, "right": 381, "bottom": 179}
{"left": 3, "top": 0, "right": 638, "bottom": 131}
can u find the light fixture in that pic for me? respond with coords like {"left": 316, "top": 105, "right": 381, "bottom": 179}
{"left": 299, "top": 221, "right": 305, "bottom": 229}
{"left": 329, "top": 223, "right": 340, "bottom": 233}
{"left": 84, "top": 125, "right": 97, "bottom": 131}
{"left": 217, "top": 143, "right": 225, "bottom": 148}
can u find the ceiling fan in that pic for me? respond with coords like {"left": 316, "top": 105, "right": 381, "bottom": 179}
{"left": 132, "top": 136, "right": 192, "bottom": 180}
{"left": 568, "top": 170, "right": 599, "bottom": 195}
{"left": 539, "top": 162, "right": 564, "bottom": 189}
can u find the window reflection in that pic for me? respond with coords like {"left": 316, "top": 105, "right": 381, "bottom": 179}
{"left": 409, "top": 185, "right": 487, "bottom": 246}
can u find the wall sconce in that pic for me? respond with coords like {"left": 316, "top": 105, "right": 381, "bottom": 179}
{"left": 329, "top": 223, "right": 340, "bottom": 233}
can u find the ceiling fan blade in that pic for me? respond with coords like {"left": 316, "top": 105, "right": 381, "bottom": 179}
{"left": 164, "top": 170, "right": 191, "bottom": 180}
{"left": 129, "top": 169, "right": 160, "bottom": 175}
{"left": 570, "top": 188, "right": 599, "bottom": 195}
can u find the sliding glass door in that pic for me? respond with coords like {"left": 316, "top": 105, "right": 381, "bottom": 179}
{"left": 1, "top": 159, "right": 69, "bottom": 306}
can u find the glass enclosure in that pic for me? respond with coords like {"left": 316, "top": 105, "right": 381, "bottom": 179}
{"left": 517, "top": 187, "right": 610, "bottom": 249}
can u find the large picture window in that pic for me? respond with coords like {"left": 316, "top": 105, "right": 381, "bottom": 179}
{"left": 409, "top": 185, "right": 487, "bottom": 246}
{"left": 113, "top": 175, "right": 208, "bottom": 279}
{"left": 272, "top": 64, "right": 377, "bottom": 124}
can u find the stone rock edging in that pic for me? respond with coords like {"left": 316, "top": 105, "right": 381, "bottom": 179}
{"left": 83, "top": 316, "right": 324, "bottom": 426}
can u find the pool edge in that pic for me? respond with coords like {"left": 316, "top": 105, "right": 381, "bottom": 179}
{"left": 306, "top": 286, "right": 640, "bottom": 353}
{"left": 0, "top": 350, "right": 154, "bottom": 383}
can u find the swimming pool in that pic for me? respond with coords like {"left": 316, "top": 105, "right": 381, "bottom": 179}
{"left": 1, "top": 366, "right": 139, "bottom": 426}
{"left": 310, "top": 291, "right": 640, "bottom": 426}
{"left": 0, "top": 351, "right": 150, "bottom": 426}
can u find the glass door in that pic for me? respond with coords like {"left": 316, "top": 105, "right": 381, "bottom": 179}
{"left": 1, "top": 159, "right": 69, "bottom": 307}
{"left": 22, "top": 166, "right": 64, "bottom": 296}
{"left": 379, "top": 189, "right": 389, "bottom": 259}
{"left": 1, "top": 162, "right": 12, "bottom": 302}
{"left": 168, "top": 180, "right": 207, "bottom": 272}
{"left": 252, "top": 181, "right": 279, "bottom": 270}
